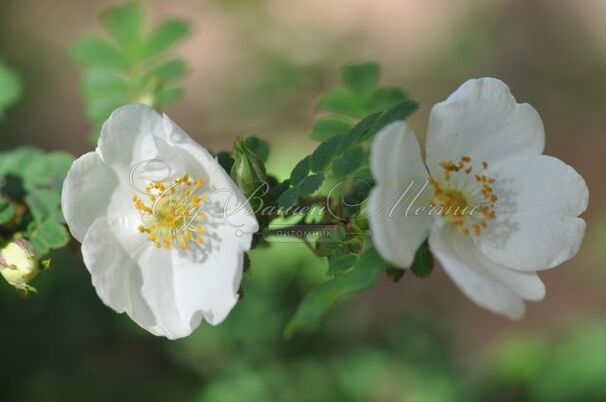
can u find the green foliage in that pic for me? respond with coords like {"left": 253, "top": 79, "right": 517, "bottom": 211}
{"left": 341, "top": 62, "right": 380, "bottom": 94}
{"left": 332, "top": 146, "right": 366, "bottom": 178}
{"left": 311, "top": 61, "right": 412, "bottom": 140}
{"left": 327, "top": 253, "right": 358, "bottom": 276}
{"left": 216, "top": 151, "right": 235, "bottom": 173}
{"left": 285, "top": 247, "right": 386, "bottom": 337}
{"left": 0, "top": 237, "right": 462, "bottom": 402}
{"left": 280, "top": 99, "right": 417, "bottom": 212}
{"left": 0, "top": 147, "right": 72, "bottom": 255}
{"left": 317, "top": 100, "right": 416, "bottom": 177}
{"left": 0, "top": 60, "right": 23, "bottom": 118}
{"left": 296, "top": 174, "right": 324, "bottom": 195}
{"left": 28, "top": 218, "right": 70, "bottom": 256}
{"left": 277, "top": 187, "right": 298, "bottom": 209}
{"left": 411, "top": 240, "right": 434, "bottom": 278}
{"left": 479, "top": 322, "right": 606, "bottom": 402}
{"left": 242, "top": 136, "right": 270, "bottom": 164}
{"left": 71, "top": 2, "right": 190, "bottom": 142}
{"left": 310, "top": 135, "right": 342, "bottom": 172}
{"left": 269, "top": 61, "right": 420, "bottom": 334}
{"left": 290, "top": 156, "right": 310, "bottom": 186}
{"left": 311, "top": 117, "right": 351, "bottom": 142}
{"left": 307, "top": 62, "right": 420, "bottom": 195}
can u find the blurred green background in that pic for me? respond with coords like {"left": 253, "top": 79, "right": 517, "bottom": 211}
{"left": 1, "top": 0, "right": 605, "bottom": 401}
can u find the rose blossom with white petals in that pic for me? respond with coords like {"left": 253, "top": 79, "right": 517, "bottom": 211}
{"left": 368, "top": 78, "right": 588, "bottom": 319}
{"left": 62, "top": 104, "right": 258, "bottom": 339}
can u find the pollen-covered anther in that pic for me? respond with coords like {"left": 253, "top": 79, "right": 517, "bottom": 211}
{"left": 430, "top": 156, "right": 498, "bottom": 236}
{"left": 132, "top": 174, "right": 207, "bottom": 250}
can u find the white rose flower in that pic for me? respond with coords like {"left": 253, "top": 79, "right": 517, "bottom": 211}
{"left": 368, "top": 78, "right": 588, "bottom": 319}
{"left": 62, "top": 104, "right": 258, "bottom": 339}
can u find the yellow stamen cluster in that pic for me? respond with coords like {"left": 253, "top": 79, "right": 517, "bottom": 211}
{"left": 132, "top": 175, "right": 206, "bottom": 250}
{"left": 429, "top": 156, "right": 498, "bottom": 236}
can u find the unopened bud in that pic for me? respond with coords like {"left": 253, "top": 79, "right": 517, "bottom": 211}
{"left": 231, "top": 138, "right": 267, "bottom": 213}
{"left": 0, "top": 240, "right": 44, "bottom": 293}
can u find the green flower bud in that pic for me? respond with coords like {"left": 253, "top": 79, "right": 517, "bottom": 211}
{"left": 0, "top": 240, "right": 43, "bottom": 293}
{"left": 230, "top": 138, "right": 267, "bottom": 214}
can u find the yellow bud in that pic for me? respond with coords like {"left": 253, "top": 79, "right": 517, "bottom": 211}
{"left": 0, "top": 240, "right": 40, "bottom": 293}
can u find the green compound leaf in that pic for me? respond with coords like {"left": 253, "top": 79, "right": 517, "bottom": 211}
{"left": 317, "top": 88, "right": 363, "bottom": 118}
{"left": 277, "top": 187, "right": 299, "bottom": 209}
{"left": 25, "top": 189, "right": 61, "bottom": 222}
{"left": 71, "top": 36, "right": 127, "bottom": 69}
{"left": 276, "top": 62, "right": 418, "bottom": 215}
{"left": 296, "top": 62, "right": 418, "bottom": 191}
{"left": 340, "top": 62, "right": 380, "bottom": 94}
{"left": 285, "top": 247, "right": 386, "bottom": 337}
{"left": 331, "top": 147, "right": 366, "bottom": 178}
{"left": 296, "top": 174, "right": 324, "bottom": 196}
{"left": 310, "top": 136, "right": 342, "bottom": 173}
{"left": 22, "top": 151, "right": 74, "bottom": 188}
{"left": 364, "top": 87, "right": 408, "bottom": 112}
{"left": 0, "top": 147, "right": 73, "bottom": 256}
{"left": 142, "top": 58, "right": 186, "bottom": 82}
{"left": 81, "top": 68, "right": 129, "bottom": 96}
{"left": 29, "top": 219, "right": 70, "bottom": 256}
{"left": 311, "top": 116, "right": 352, "bottom": 141}
{"left": 102, "top": 2, "right": 143, "bottom": 53}
{"left": 338, "top": 111, "right": 382, "bottom": 151}
{"left": 372, "top": 99, "right": 419, "bottom": 131}
{"left": 0, "top": 60, "right": 23, "bottom": 117}
{"left": 72, "top": 2, "right": 191, "bottom": 143}
{"left": 144, "top": 20, "right": 191, "bottom": 60}
{"left": 301, "top": 100, "right": 418, "bottom": 182}
{"left": 0, "top": 147, "right": 43, "bottom": 176}
{"left": 290, "top": 156, "right": 310, "bottom": 186}
{"left": 311, "top": 61, "right": 416, "bottom": 142}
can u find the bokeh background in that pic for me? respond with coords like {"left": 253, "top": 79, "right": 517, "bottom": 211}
{"left": 1, "top": 0, "right": 605, "bottom": 401}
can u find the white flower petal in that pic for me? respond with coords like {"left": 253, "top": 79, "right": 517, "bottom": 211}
{"left": 369, "top": 122, "right": 433, "bottom": 268}
{"left": 83, "top": 214, "right": 255, "bottom": 340}
{"left": 490, "top": 154, "right": 589, "bottom": 217}
{"left": 160, "top": 113, "right": 230, "bottom": 183}
{"left": 170, "top": 218, "right": 254, "bottom": 327}
{"left": 484, "top": 262, "right": 545, "bottom": 302}
{"left": 135, "top": 246, "right": 196, "bottom": 339}
{"left": 98, "top": 105, "right": 187, "bottom": 179}
{"left": 61, "top": 151, "right": 119, "bottom": 242}
{"left": 426, "top": 78, "right": 545, "bottom": 173}
{"left": 82, "top": 218, "right": 159, "bottom": 334}
{"left": 161, "top": 113, "right": 197, "bottom": 145}
{"left": 98, "top": 104, "right": 163, "bottom": 165}
{"left": 429, "top": 223, "right": 545, "bottom": 320}
{"left": 474, "top": 155, "right": 588, "bottom": 271}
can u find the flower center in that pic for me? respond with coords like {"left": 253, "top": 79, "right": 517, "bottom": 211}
{"left": 429, "top": 156, "right": 497, "bottom": 236}
{"left": 132, "top": 175, "right": 206, "bottom": 250}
